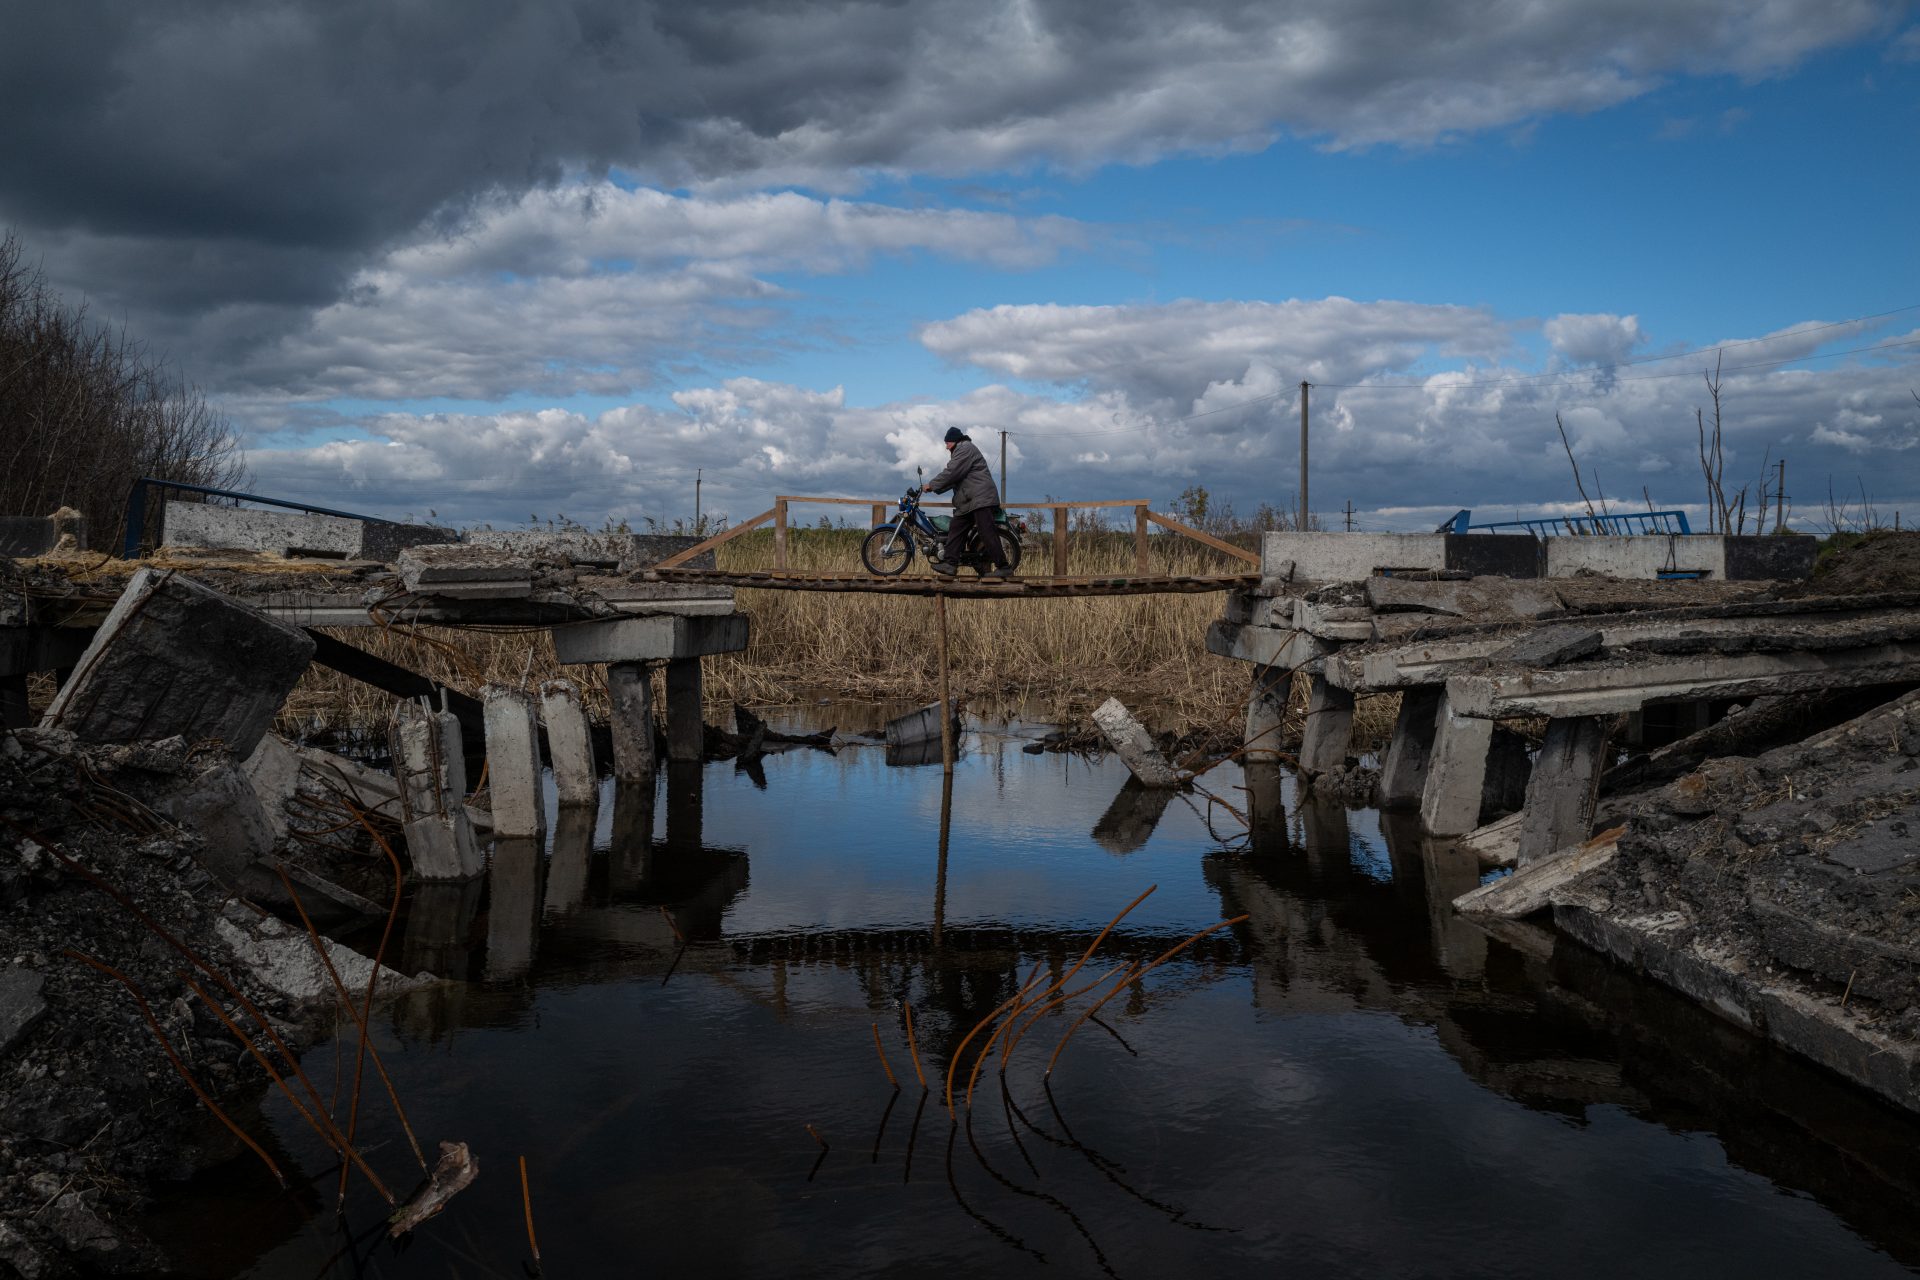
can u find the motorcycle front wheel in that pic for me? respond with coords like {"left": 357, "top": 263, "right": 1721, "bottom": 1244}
{"left": 861, "top": 525, "right": 915, "bottom": 576}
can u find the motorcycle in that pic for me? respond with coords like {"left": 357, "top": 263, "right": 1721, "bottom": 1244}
{"left": 861, "top": 470, "right": 1025, "bottom": 577}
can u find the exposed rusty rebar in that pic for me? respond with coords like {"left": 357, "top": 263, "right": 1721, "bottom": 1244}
{"left": 902, "top": 1001, "right": 928, "bottom": 1091}
{"left": 871, "top": 1022, "right": 900, "bottom": 1090}
{"left": 1045, "top": 914, "right": 1249, "bottom": 1077}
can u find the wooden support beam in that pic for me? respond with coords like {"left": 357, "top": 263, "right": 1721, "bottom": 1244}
{"left": 773, "top": 499, "right": 789, "bottom": 571}
{"left": 1053, "top": 505, "right": 1068, "bottom": 578}
{"left": 304, "top": 628, "right": 487, "bottom": 745}
{"left": 651, "top": 508, "right": 776, "bottom": 570}
{"left": 1144, "top": 510, "right": 1263, "bottom": 565}
{"left": 1135, "top": 504, "right": 1149, "bottom": 575}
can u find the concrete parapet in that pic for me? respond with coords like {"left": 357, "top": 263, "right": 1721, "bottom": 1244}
{"left": 42, "top": 568, "right": 313, "bottom": 756}
{"left": 163, "top": 502, "right": 452, "bottom": 561}
{"left": 1725, "top": 534, "right": 1818, "bottom": 580}
{"left": 539, "top": 680, "right": 597, "bottom": 805}
{"left": 620, "top": 535, "right": 717, "bottom": 573}
{"left": 1262, "top": 532, "right": 1446, "bottom": 582}
{"left": 482, "top": 686, "right": 547, "bottom": 839}
{"left": 1544, "top": 534, "right": 1726, "bottom": 580}
{"left": 552, "top": 612, "right": 749, "bottom": 664}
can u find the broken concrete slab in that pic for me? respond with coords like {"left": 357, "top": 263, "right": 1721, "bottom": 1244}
{"left": 153, "top": 755, "right": 278, "bottom": 885}
{"left": 0, "top": 968, "right": 46, "bottom": 1056}
{"left": 242, "top": 733, "right": 301, "bottom": 842}
{"left": 1291, "top": 600, "right": 1375, "bottom": 641}
{"left": 1516, "top": 716, "right": 1609, "bottom": 864}
{"left": 1091, "top": 697, "right": 1182, "bottom": 788}
{"left": 1820, "top": 802, "right": 1920, "bottom": 876}
{"left": 1204, "top": 620, "right": 1330, "bottom": 670}
{"left": 482, "top": 686, "right": 546, "bottom": 839}
{"left": 216, "top": 905, "right": 431, "bottom": 1006}
{"left": 41, "top": 568, "right": 314, "bottom": 756}
{"left": 1454, "top": 828, "right": 1621, "bottom": 918}
{"left": 164, "top": 503, "right": 452, "bottom": 561}
{"left": 396, "top": 545, "right": 534, "bottom": 599}
{"left": 1490, "top": 625, "right": 1602, "bottom": 667}
{"left": 1459, "top": 811, "right": 1522, "bottom": 868}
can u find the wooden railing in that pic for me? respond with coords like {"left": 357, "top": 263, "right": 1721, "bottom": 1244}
{"left": 653, "top": 496, "right": 1261, "bottom": 575}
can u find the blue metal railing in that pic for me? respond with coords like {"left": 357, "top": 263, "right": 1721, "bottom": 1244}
{"left": 1437, "top": 508, "right": 1693, "bottom": 537}
{"left": 122, "top": 478, "right": 398, "bottom": 558}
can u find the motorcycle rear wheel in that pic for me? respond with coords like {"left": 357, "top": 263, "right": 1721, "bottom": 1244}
{"left": 861, "top": 525, "right": 915, "bottom": 576}
{"left": 973, "top": 530, "right": 1022, "bottom": 575}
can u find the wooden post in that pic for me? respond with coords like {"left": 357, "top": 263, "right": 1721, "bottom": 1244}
{"left": 1052, "top": 505, "right": 1068, "bottom": 578}
{"left": 999, "top": 430, "right": 1008, "bottom": 504}
{"left": 773, "top": 499, "right": 788, "bottom": 570}
{"left": 1134, "top": 503, "right": 1149, "bottom": 575}
{"left": 871, "top": 503, "right": 886, "bottom": 529}
{"left": 935, "top": 593, "right": 954, "bottom": 775}
{"left": 1299, "top": 381, "right": 1310, "bottom": 529}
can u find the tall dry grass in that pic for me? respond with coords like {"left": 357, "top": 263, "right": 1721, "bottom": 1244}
{"left": 278, "top": 525, "right": 1394, "bottom": 744}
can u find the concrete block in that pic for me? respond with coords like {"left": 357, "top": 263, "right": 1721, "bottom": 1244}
{"left": 606, "top": 661, "right": 657, "bottom": 782}
{"left": 885, "top": 701, "right": 959, "bottom": 748}
{"left": 482, "top": 685, "right": 546, "bottom": 839}
{"left": 359, "top": 521, "right": 458, "bottom": 562}
{"left": 1378, "top": 687, "right": 1442, "bottom": 810}
{"left": 1517, "top": 716, "right": 1609, "bottom": 864}
{"left": 465, "top": 529, "right": 631, "bottom": 566}
{"left": 41, "top": 568, "right": 314, "bottom": 756}
{"left": 1292, "top": 600, "right": 1375, "bottom": 640}
{"left": 1262, "top": 532, "right": 1446, "bottom": 582}
{"left": 164, "top": 503, "right": 361, "bottom": 557}
{"left": 539, "top": 679, "right": 597, "bottom": 805}
{"left": 241, "top": 733, "right": 301, "bottom": 842}
{"left": 396, "top": 545, "right": 534, "bottom": 598}
{"left": 1459, "top": 811, "right": 1522, "bottom": 868}
{"left": 1092, "top": 697, "right": 1181, "bottom": 788}
{"left": 1443, "top": 534, "right": 1541, "bottom": 579}
{"left": 1366, "top": 576, "right": 1562, "bottom": 621}
{"left": 216, "top": 906, "right": 428, "bottom": 1006}
{"left": 1418, "top": 695, "right": 1493, "bottom": 836}
{"left": 1544, "top": 535, "right": 1726, "bottom": 580}
{"left": 551, "top": 613, "right": 750, "bottom": 664}
{"left": 1490, "top": 625, "right": 1602, "bottom": 667}
{"left": 1725, "top": 535, "right": 1817, "bottom": 581}
{"left": 1297, "top": 676, "right": 1355, "bottom": 774}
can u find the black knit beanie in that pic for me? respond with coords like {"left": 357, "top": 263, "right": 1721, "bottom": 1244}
{"left": 943, "top": 427, "right": 968, "bottom": 443}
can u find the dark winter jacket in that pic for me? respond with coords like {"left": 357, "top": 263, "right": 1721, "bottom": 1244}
{"left": 924, "top": 440, "right": 1000, "bottom": 516}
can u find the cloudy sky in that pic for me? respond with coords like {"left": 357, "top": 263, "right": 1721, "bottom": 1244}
{"left": 5, "top": 0, "right": 1918, "bottom": 531}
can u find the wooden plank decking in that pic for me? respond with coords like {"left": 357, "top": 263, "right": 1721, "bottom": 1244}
{"left": 649, "top": 567, "right": 1259, "bottom": 597}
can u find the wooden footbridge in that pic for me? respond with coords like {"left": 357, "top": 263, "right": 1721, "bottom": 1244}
{"left": 647, "top": 494, "right": 1262, "bottom": 596}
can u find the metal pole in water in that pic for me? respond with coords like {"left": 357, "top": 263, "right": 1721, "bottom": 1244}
{"left": 935, "top": 592, "right": 954, "bottom": 774}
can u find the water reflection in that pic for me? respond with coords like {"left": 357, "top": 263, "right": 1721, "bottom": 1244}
{"left": 142, "top": 723, "right": 1920, "bottom": 1278}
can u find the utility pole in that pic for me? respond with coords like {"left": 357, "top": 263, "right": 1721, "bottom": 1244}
{"left": 999, "top": 430, "right": 1008, "bottom": 504}
{"left": 1775, "top": 458, "right": 1786, "bottom": 534}
{"left": 1298, "top": 381, "right": 1310, "bottom": 530}
{"left": 1344, "top": 499, "right": 1354, "bottom": 532}
{"left": 695, "top": 468, "right": 702, "bottom": 530}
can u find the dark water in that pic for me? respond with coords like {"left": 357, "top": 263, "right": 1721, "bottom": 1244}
{"left": 146, "top": 710, "right": 1920, "bottom": 1278}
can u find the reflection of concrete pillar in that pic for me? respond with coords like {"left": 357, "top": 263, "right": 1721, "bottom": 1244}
{"left": 1244, "top": 664, "right": 1288, "bottom": 762}
{"left": 1090, "top": 781, "right": 1176, "bottom": 854}
{"left": 545, "top": 801, "right": 597, "bottom": 917}
{"left": 665, "top": 658, "right": 704, "bottom": 763}
{"left": 607, "top": 780, "right": 654, "bottom": 895}
{"left": 1517, "top": 716, "right": 1608, "bottom": 865}
{"left": 1297, "top": 676, "right": 1355, "bottom": 775}
{"left": 664, "top": 760, "right": 704, "bottom": 857}
{"left": 539, "top": 679, "right": 597, "bottom": 806}
{"left": 483, "top": 685, "right": 546, "bottom": 839}
{"left": 1243, "top": 761, "right": 1289, "bottom": 856}
{"left": 1378, "top": 687, "right": 1442, "bottom": 810}
{"left": 1299, "top": 793, "right": 1350, "bottom": 862}
{"left": 1380, "top": 814, "right": 1487, "bottom": 980}
{"left": 402, "top": 879, "right": 485, "bottom": 977}
{"left": 606, "top": 661, "right": 656, "bottom": 783}
{"left": 484, "top": 836, "right": 543, "bottom": 982}
{"left": 1419, "top": 695, "right": 1493, "bottom": 836}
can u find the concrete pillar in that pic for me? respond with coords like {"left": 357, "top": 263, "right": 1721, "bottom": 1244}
{"left": 1244, "top": 664, "right": 1288, "bottom": 762}
{"left": 1297, "top": 676, "right": 1356, "bottom": 775}
{"left": 1517, "top": 715, "right": 1609, "bottom": 865}
{"left": 482, "top": 685, "right": 546, "bottom": 840}
{"left": 0, "top": 673, "right": 28, "bottom": 730}
{"left": 664, "top": 657, "right": 705, "bottom": 763}
{"left": 391, "top": 700, "right": 483, "bottom": 880}
{"left": 606, "top": 661, "right": 656, "bottom": 782}
{"left": 1378, "top": 687, "right": 1442, "bottom": 811}
{"left": 1091, "top": 697, "right": 1181, "bottom": 788}
{"left": 484, "top": 837, "right": 542, "bottom": 982}
{"left": 538, "top": 679, "right": 597, "bottom": 806}
{"left": 1418, "top": 695, "right": 1494, "bottom": 837}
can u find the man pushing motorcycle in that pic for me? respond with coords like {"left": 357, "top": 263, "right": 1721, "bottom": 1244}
{"left": 921, "top": 427, "right": 1012, "bottom": 578}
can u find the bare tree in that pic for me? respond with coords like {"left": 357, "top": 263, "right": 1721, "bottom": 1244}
{"left": 0, "top": 230, "right": 246, "bottom": 548}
